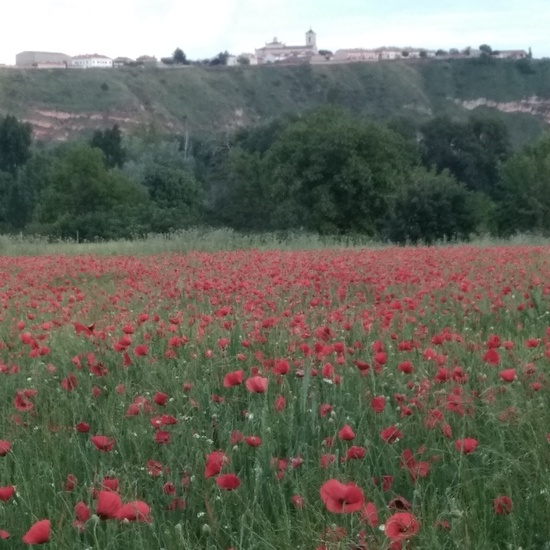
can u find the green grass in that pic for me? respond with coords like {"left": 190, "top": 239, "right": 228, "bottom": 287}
{"left": 0, "top": 228, "right": 550, "bottom": 256}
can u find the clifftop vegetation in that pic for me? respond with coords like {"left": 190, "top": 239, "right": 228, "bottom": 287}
{"left": 0, "top": 57, "right": 549, "bottom": 147}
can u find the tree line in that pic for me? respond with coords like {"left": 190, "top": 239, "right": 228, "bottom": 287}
{"left": 0, "top": 108, "right": 548, "bottom": 243}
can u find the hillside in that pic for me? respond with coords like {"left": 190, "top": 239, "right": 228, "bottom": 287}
{"left": 1, "top": 57, "right": 549, "bottom": 147}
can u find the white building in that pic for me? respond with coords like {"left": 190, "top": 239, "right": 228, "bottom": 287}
{"left": 16, "top": 51, "right": 71, "bottom": 67}
{"left": 70, "top": 54, "right": 113, "bottom": 68}
{"left": 255, "top": 29, "right": 318, "bottom": 64}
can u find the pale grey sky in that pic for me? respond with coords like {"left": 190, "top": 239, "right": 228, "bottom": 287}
{"left": 1, "top": 0, "right": 547, "bottom": 64}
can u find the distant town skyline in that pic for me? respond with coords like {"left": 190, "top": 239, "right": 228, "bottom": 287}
{"left": 1, "top": 0, "right": 548, "bottom": 65}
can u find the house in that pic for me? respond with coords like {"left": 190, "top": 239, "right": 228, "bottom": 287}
{"left": 70, "top": 54, "right": 113, "bottom": 68}
{"left": 375, "top": 47, "right": 403, "bottom": 60}
{"left": 136, "top": 55, "right": 158, "bottom": 65}
{"left": 113, "top": 56, "right": 134, "bottom": 68}
{"left": 255, "top": 29, "right": 318, "bottom": 64}
{"left": 494, "top": 50, "right": 528, "bottom": 59}
{"left": 16, "top": 51, "right": 71, "bottom": 68}
{"left": 333, "top": 49, "right": 379, "bottom": 62}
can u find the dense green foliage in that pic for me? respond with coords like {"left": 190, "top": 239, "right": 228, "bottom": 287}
{"left": 0, "top": 103, "right": 549, "bottom": 242}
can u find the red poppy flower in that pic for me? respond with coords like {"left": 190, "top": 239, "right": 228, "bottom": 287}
{"left": 0, "top": 486, "right": 15, "bottom": 501}
{"left": 0, "top": 530, "right": 9, "bottom": 539}
{"left": 61, "top": 373, "right": 78, "bottom": 391}
{"left": 245, "top": 436, "right": 262, "bottom": 447}
{"left": 346, "top": 446, "right": 366, "bottom": 460}
{"left": 384, "top": 512, "right": 420, "bottom": 541}
{"left": 499, "top": 369, "right": 516, "bottom": 382}
{"left": 14, "top": 391, "right": 34, "bottom": 412}
{"left": 455, "top": 438, "right": 478, "bottom": 454}
{"left": 245, "top": 376, "right": 268, "bottom": 393}
{"left": 370, "top": 396, "right": 386, "bottom": 413}
{"left": 91, "top": 435, "right": 116, "bottom": 452}
{"left": 75, "top": 501, "right": 90, "bottom": 523}
{"left": 72, "top": 501, "right": 90, "bottom": 532}
{"left": 205, "top": 451, "right": 229, "bottom": 478}
{"left": 102, "top": 477, "right": 120, "bottom": 492}
{"left": 146, "top": 460, "right": 165, "bottom": 477}
{"left": 230, "top": 430, "right": 243, "bottom": 445}
{"left": 223, "top": 370, "right": 244, "bottom": 388}
{"left": 493, "top": 495, "right": 513, "bottom": 514}
{"left": 291, "top": 495, "right": 305, "bottom": 509}
{"left": 388, "top": 496, "right": 412, "bottom": 510}
{"left": 274, "top": 395, "right": 286, "bottom": 412}
{"left": 0, "top": 441, "right": 11, "bottom": 456}
{"left": 380, "top": 426, "right": 403, "bottom": 444}
{"left": 22, "top": 519, "right": 50, "bottom": 545}
{"left": 163, "top": 482, "right": 176, "bottom": 495}
{"left": 153, "top": 392, "right": 167, "bottom": 405}
{"left": 64, "top": 474, "right": 77, "bottom": 491}
{"left": 320, "top": 454, "right": 336, "bottom": 469}
{"left": 216, "top": 473, "right": 241, "bottom": 490}
{"left": 398, "top": 361, "right": 414, "bottom": 374}
{"left": 154, "top": 431, "right": 171, "bottom": 445}
{"left": 133, "top": 344, "right": 148, "bottom": 357}
{"left": 338, "top": 425, "right": 355, "bottom": 441}
{"left": 482, "top": 349, "right": 500, "bottom": 365}
{"left": 115, "top": 501, "right": 151, "bottom": 522}
{"left": 75, "top": 422, "right": 90, "bottom": 433}
{"left": 274, "top": 360, "right": 290, "bottom": 375}
{"left": 96, "top": 490, "right": 123, "bottom": 519}
{"left": 166, "top": 498, "right": 186, "bottom": 510}
{"left": 319, "top": 479, "right": 365, "bottom": 513}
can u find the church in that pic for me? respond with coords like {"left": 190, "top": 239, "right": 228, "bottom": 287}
{"left": 255, "top": 29, "right": 318, "bottom": 64}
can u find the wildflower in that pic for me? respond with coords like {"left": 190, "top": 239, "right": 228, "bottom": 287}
{"left": 319, "top": 479, "right": 364, "bottom": 513}
{"left": 384, "top": 512, "right": 419, "bottom": 541}
{"left": 22, "top": 519, "right": 50, "bottom": 545}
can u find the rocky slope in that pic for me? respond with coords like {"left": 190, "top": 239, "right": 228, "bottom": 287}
{"left": 0, "top": 58, "right": 549, "bottom": 146}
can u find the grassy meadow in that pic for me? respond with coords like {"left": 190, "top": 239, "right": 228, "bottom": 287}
{"left": 0, "top": 235, "right": 550, "bottom": 548}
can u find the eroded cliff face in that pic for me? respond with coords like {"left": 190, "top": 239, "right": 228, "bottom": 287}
{"left": 22, "top": 107, "right": 248, "bottom": 141}
{"left": 22, "top": 106, "right": 189, "bottom": 141}
{"left": 459, "top": 96, "right": 550, "bottom": 123}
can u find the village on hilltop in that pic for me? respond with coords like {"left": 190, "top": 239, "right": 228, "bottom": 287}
{"left": 5, "top": 29, "right": 528, "bottom": 70}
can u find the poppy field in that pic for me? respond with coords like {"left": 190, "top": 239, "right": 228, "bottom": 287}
{"left": 1, "top": 246, "right": 550, "bottom": 549}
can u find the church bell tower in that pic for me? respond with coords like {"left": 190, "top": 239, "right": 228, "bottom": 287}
{"left": 306, "top": 28, "right": 317, "bottom": 52}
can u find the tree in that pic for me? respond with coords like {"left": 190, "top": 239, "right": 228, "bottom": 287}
{"left": 251, "top": 107, "right": 416, "bottom": 234}
{"left": 35, "top": 144, "right": 148, "bottom": 239}
{"left": 479, "top": 44, "right": 493, "bottom": 55}
{"left": 90, "top": 124, "right": 126, "bottom": 168}
{"left": 435, "top": 49, "right": 448, "bottom": 56}
{"left": 0, "top": 115, "right": 32, "bottom": 174}
{"left": 237, "top": 55, "right": 250, "bottom": 65}
{"left": 497, "top": 134, "right": 550, "bottom": 234}
{"left": 419, "top": 50, "right": 428, "bottom": 58}
{"left": 210, "top": 51, "right": 229, "bottom": 66}
{"left": 121, "top": 135, "right": 204, "bottom": 231}
{"left": 419, "top": 115, "right": 510, "bottom": 197}
{"left": 386, "top": 168, "right": 481, "bottom": 244}
{"left": 173, "top": 48, "right": 188, "bottom": 65}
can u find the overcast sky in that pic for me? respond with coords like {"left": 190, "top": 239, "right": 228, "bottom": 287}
{"left": 1, "top": 0, "right": 547, "bottom": 64}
